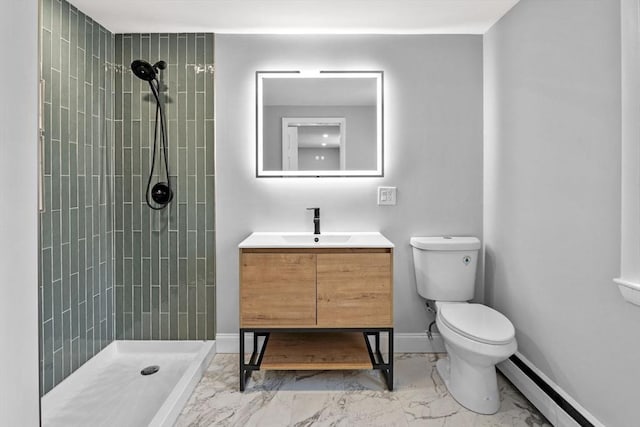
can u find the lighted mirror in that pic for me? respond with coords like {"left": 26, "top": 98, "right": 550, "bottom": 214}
{"left": 256, "top": 71, "right": 384, "bottom": 177}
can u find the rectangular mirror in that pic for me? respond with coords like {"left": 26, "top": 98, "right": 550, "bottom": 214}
{"left": 256, "top": 71, "right": 383, "bottom": 177}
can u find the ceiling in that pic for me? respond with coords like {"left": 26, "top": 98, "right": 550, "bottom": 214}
{"left": 69, "top": 0, "right": 520, "bottom": 35}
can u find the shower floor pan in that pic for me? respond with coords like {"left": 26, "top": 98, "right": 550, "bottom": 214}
{"left": 41, "top": 340, "right": 216, "bottom": 427}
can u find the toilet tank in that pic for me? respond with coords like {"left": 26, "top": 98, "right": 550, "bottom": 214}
{"left": 410, "top": 236, "right": 481, "bottom": 301}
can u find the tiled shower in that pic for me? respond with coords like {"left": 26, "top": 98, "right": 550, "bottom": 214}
{"left": 39, "top": 0, "right": 215, "bottom": 395}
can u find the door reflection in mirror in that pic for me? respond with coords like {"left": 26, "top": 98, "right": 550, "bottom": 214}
{"left": 282, "top": 118, "right": 345, "bottom": 171}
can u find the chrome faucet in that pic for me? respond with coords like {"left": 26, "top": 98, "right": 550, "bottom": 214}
{"left": 307, "top": 207, "right": 320, "bottom": 235}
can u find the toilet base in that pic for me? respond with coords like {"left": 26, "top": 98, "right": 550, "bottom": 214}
{"left": 436, "top": 355, "right": 501, "bottom": 415}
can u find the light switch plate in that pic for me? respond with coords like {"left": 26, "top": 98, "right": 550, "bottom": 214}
{"left": 378, "top": 186, "right": 397, "bottom": 205}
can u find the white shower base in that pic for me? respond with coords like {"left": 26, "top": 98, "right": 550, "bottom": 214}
{"left": 41, "top": 340, "right": 216, "bottom": 427}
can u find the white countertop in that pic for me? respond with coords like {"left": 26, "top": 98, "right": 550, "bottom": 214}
{"left": 238, "top": 232, "right": 394, "bottom": 249}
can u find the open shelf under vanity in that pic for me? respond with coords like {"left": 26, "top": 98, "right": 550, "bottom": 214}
{"left": 239, "top": 328, "right": 394, "bottom": 391}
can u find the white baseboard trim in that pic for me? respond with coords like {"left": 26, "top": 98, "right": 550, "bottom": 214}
{"left": 216, "top": 332, "right": 445, "bottom": 354}
{"left": 215, "top": 333, "right": 242, "bottom": 353}
{"left": 393, "top": 332, "right": 446, "bottom": 353}
{"left": 498, "top": 353, "right": 604, "bottom": 427}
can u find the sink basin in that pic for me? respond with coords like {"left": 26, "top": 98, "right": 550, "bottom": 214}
{"left": 282, "top": 234, "right": 351, "bottom": 244}
{"left": 238, "top": 232, "right": 394, "bottom": 248}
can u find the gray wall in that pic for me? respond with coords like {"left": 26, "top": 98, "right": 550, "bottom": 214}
{"left": 621, "top": 0, "right": 640, "bottom": 282}
{"left": 483, "top": 1, "right": 635, "bottom": 426}
{"left": 216, "top": 34, "right": 483, "bottom": 335}
{"left": 114, "top": 33, "right": 216, "bottom": 341}
{"left": 39, "top": 0, "right": 115, "bottom": 395}
{"left": 263, "top": 105, "right": 376, "bottom": 170}
{"left": 0, "top": 0, "right": 40, "bottom": 423}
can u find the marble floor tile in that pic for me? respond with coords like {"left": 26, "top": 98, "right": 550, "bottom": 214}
{"left": 289, "top": 393, "right": 350, "bottom": 426}
{"left": 340, "top": 392, "right": 408, "bottom": 427}
{"left": 289, "top": 370, "right": 347, "bottom": 393}
{"left": 176, "top": 353, "right": 551, "bottom": 427}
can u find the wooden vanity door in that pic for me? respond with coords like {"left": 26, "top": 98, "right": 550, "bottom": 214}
{"left": 316, "top": 251, "right": 393, "bottom": 327}
{"left": 240, "top": 252, "right": 316, "bottom": 327}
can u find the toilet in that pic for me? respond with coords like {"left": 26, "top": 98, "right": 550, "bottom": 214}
{"left": 410, "top": 236, "right": 517, "bottom": 415}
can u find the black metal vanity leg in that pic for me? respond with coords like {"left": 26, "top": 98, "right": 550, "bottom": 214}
{"left": 375, "top": 331, "right": 380, "bottom": 355}
{"left": 256, "top": 333, "right": 270, "bottom": 366}
{"left": 239, "top": 329, "right": 245, "bottom": 392}
{"left": 387, "top": 329, "right": 394, "bottom": 391}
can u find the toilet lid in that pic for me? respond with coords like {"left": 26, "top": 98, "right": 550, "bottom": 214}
{"left": 438, "top": 303, "right": 515, "bottom": 345}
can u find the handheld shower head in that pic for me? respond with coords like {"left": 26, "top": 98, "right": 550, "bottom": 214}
{"left": 131, "top": 60, "right": 156, "bottom": 81}
{"left": 131, "top": 59, "right": 167, "bottom": 82}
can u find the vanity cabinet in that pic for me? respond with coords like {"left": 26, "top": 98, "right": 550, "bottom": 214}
{"left": 238, "top": 245, "right": 394, "bottom": 392}
{"left": 316, "top": 252, "right": 393, "bottom": 327}
{"left": 240, "top": 253, "right": 316, "bottom": 327}
{"left": 239, "top": 249, "right": 393, "bottom": 328}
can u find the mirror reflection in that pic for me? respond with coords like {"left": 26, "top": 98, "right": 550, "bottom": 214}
{"left": 257, "top": 71, "right": 383, "bottom": 177}
{"left": 282, "top": 118, "right": 345, "bottom": 171}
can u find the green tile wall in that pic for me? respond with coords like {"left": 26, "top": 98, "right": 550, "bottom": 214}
{"left": 114, "top": 34, "right": 216, "bottom": 341}
{"left": 39, "top": 0, "right": 215, "bottom": 396}
{"left": 39, "top": 0, "right": 115, "bottom": 395}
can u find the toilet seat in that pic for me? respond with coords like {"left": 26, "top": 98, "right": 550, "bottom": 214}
{"left": 437, "top": 303, "right": 515, "bottom": 345}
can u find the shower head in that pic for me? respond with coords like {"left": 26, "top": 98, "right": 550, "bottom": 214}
{"left": 131, "top": 59, "right": 167, "bottom": 82}
{"left": 131, "top": 60, "right": 155, "bottom": 81}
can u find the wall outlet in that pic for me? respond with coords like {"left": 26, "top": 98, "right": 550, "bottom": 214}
{"left": 378, "top": 186, "right": 397, "bottom": 205}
